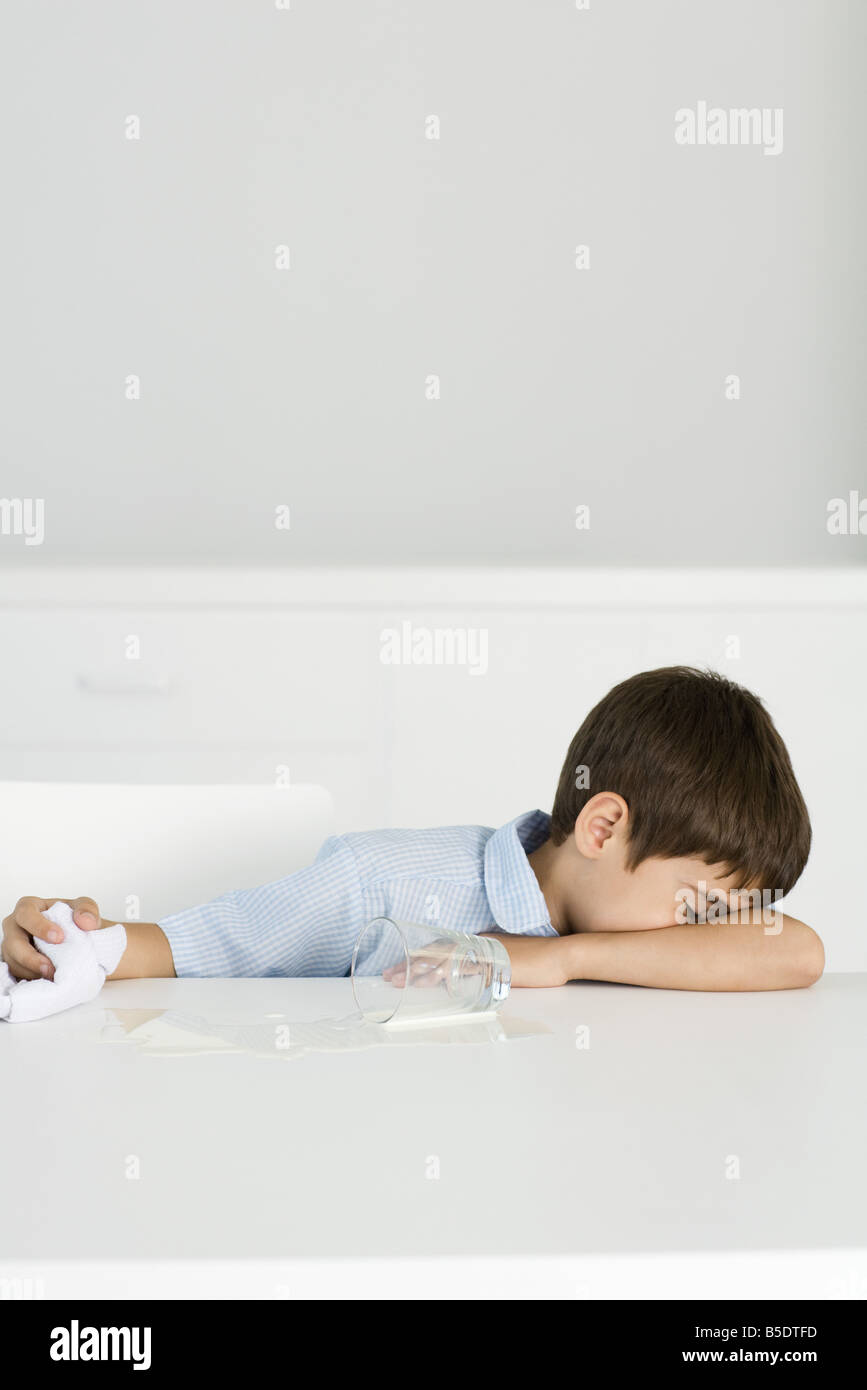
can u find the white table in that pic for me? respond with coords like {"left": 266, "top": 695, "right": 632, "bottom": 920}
{"left": 2, "top": 974, "right": 865, "bottom": 1299}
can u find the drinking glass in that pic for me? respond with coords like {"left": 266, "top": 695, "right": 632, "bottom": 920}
{"left": 350, "top": 917, "right": 511, "bottom": 1024}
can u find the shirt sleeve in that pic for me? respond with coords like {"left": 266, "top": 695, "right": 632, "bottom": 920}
{"left": 157, "top": 835, "right": 364, "bottom": 978}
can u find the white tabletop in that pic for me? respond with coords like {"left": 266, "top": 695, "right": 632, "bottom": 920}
{"left": 3, "top": 973, "right": 865, "bottom": 1299}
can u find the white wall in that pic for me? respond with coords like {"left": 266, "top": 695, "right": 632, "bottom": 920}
{"left": 0, "top": 566, "right": 863, "bottom": 968}
{"left": 1, "top": 0, "right": 865, "bottom": 567}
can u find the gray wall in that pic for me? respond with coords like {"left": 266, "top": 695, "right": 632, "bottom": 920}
{"left": 2, "top": 0, "right": 864, "bottom": 566}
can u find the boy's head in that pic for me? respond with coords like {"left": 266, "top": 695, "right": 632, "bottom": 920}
{"left": 547, "top": 666, "right": 811, "bottom": 932}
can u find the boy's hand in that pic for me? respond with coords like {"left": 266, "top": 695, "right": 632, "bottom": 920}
{"left": 381, "top": 937, "right": 467, "bottom": 990}
{"left": 381, "top": 932, "right": 568, "bottom": 990}
{"left": 1, "top": 896, "right": 104, "bottom": 983}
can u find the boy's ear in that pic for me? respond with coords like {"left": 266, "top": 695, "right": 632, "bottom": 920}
{"left": 573, "top": 792, "right": 629, "bottom": 858}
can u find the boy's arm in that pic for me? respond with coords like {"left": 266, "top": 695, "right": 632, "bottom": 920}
{"left": 561, "top": 912, "right": 824, "bottom": 991}
{"left": 479, "top": 913, "right": 824, "bottom": 990}
{"left": 103, "top": 920, "right": 175, "bottom": 979}
{"left": 2, "top": 837, "right": 363, "bottom": 983}
{"left": 1, "top": 896, "right": 175, "bottom": 980}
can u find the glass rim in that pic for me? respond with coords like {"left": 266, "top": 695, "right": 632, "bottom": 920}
{"left": 350, "top": 915, "right": 409, "bottom": 1023}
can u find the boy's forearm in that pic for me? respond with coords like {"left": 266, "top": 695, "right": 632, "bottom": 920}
{"left": 563, "top": 914, "right": 824, "bottom": 992}
{"left": 103, "top": 920, "right": 176, "bottom": 980}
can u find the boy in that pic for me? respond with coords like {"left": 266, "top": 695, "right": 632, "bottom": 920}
{"left": 1, "top": 667, "right": 824, "bottom": 993}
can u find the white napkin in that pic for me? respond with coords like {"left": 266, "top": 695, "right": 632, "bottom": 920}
{"left": 0, "top": 901, "right": 126, "bottom": 1024}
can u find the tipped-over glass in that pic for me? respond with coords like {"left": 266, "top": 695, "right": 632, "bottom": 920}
{"left": 350, "top": 917, "right": 512, "bottom": 1024}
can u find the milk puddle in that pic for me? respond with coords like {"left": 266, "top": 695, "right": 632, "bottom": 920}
{"left": 99, "top": 1006, "right": 553, "bottom": 1060}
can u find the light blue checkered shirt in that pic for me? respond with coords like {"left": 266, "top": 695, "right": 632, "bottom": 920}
{"left": 158, "top": 809, "right": 558, "bottom": 978}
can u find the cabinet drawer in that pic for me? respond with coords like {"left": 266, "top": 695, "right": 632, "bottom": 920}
{"left": 0, "top": 610, "right": 385, "bottom": 746}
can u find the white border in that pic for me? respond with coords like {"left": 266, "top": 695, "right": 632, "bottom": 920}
{"left": 2, "top": 1250, "right": 867, "bottom": 1300}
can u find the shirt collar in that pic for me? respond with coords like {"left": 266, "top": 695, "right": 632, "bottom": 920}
{"left": 484, "top": 809, "right": 555, "bottom": 935}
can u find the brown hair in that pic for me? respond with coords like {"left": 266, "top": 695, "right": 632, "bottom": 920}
{"left": 549, "top": 667, "right": 811, "bottom": 894}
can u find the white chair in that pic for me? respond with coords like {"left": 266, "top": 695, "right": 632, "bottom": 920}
{"left": 0, "top": 782, "right": 335, "bottom": 925}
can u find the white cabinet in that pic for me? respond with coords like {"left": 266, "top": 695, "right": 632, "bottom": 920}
{"left": 0, "top": 607, "right": 389, "bottom": 828}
